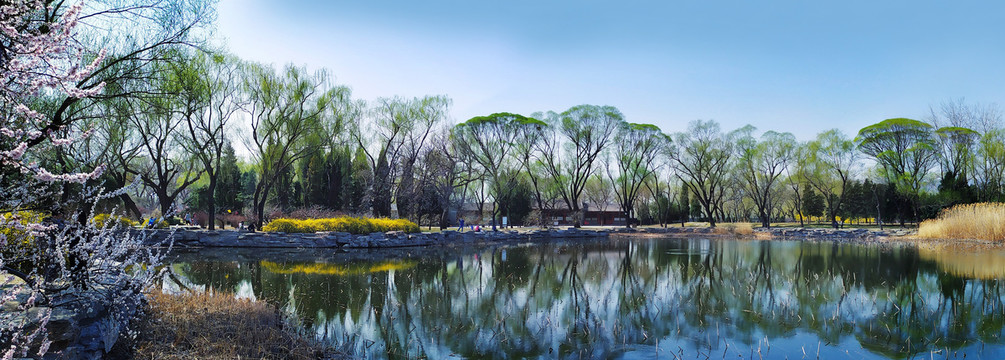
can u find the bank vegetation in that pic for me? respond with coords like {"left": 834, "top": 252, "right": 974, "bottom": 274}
{"left": 918, "top": 203, "right": 1005, "bottom": 241}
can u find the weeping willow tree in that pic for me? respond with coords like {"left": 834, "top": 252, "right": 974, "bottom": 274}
{"left": 536, "top": 105, "right": 624, "bottom": 227}
{"left": 244, "top": 64, "right": 348, "bottom": 228}
{"left": 667, "top": 120, "right": 734, "bottom": 228}
{"left": 856, "top": 118, "right": 939, "bottom": 224}
{"left": 606, "top": 122, "right": 668, "bottom": 228}
{"left": 734, "top": 127, "right": 797, "bottom": 228}
{"left": 452, "top": 112, "right": 546, "bottom": 230}
{"left": 933, "top": 126, "right": 979, "bottom": 204}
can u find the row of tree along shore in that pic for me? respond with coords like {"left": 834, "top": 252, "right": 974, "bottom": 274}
{"left": 2, "top": 4, "right": 996, "bottom": 233}
{"left": 71, "top": 60, "right": 1005, "bottom": 232}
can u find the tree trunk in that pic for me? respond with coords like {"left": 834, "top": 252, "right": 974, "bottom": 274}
{"left": 207, "top": 174, "right": 218, "bottom": 230}
{"left": 158, "top": 188, "right": 172, "bottom": 219}
{"left": 252, "top": 182, "right": 263, "bottom": 230}
{"left": 874, "top": 192, "right": 883, "bottom": 230}
{"left": 119, "top": 193, "right": 142, "bottom": 220}
{"left": 706, "top": 202, "right": 717, "bottom": 228}
{"left": 571, "top": 203, "right": 582, "bottom": 228}
{"left": 536, "top": 197, "right": 545, "bottom": 229}
{"left": 107, "top": 173, "right": 142, "bottom": 219}
{"left": 681, "top": 204, "right": 686, "bottom": 227}
{"left": 912, "top": 199, "right": 920, "bottom": 227}
{"left": 396, "top": 162, "right": 414, "bottom": 219}
{"left": 439, "top": 208, "right": 449, "bottom": 230}
{"left": 491, "top": 202, "right": 498, "bottom": 231}
{"left": 371, "top": 148, "right": 392, "bottom": 217}
{"left": 254, "top": 179, "right": 274, "bottom": 230}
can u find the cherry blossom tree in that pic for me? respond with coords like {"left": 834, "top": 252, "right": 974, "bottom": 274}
{"left": 1, "top": 1, "right": 168, "bottom": 358}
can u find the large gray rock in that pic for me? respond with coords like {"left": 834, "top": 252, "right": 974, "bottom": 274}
{"left": 1, "top": 285, "right": 142, "bottom": 360}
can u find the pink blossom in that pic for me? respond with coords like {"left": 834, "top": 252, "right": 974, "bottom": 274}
{"left": 0, "top": 142, "right": 28, "bottom": 162}
{"left": 50, "top": 137, "right": 74, "bottom": 146}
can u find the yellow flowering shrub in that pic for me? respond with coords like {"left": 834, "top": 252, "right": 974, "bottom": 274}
{"left": 91, "top": 213, "right": 138, "bottom": 228}
{"left": 262, "top": 216, "right": 420, "bottom": 234}
{"left": 1, "top": 211, "right": 46, "bottom": 273}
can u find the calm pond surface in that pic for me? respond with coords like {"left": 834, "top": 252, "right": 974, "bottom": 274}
{"left": 166, "top": 237, "right": 1005, "bottom": 359}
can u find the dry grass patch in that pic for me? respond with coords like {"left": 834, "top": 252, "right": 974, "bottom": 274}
{"left": 134, "top": 290, "right": 335, "bottom": 360}
{"left": 718, "top": 222, "right": 754, "bottom": 236}
{"left": 732, "top": 222, "right": 754, "bottom": 236}
{"left": 918, "top": 202, "right": 1005, "bottom": 241}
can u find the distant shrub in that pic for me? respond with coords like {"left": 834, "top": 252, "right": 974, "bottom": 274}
{"left": 919, "top": 202, "right": 1005, "bottom": 241}
{"left": 1, "top": 211, "right": 46, "bottom": 272}
{"left": 218, "top": 213, "right": 247, "bottom": 229}
{"left": 262, "top": 216, "right": 420, "bottom": 234}
{"left": 91, "top": 213, "right": 138, "bottom": 229}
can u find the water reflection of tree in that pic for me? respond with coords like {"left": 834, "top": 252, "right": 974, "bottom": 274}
{"left": 168, "top": 239, "right": 1005, "bottom": 359}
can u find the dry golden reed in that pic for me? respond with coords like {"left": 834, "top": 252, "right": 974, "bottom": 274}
{"left": 134, "top": 290, "right": 329, "bottom": 360}
{"left": 718, "top": 222, "right": 755, "bottom": 236}
{"left": 732, "top": 222, "right": 754, "bottom": 236}
{"left": 918, "top": 202, "right": 1005, "bottom": 241}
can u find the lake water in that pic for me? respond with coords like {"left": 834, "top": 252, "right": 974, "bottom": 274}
{"left": 165, "top": 237, "right": 1005, "bottom": 359}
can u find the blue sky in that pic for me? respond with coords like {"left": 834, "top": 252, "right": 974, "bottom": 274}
{"left": 216, "top": 0, "right": 1005, "bottom": 140}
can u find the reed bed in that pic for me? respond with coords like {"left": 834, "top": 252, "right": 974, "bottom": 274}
{"left": 918, "top": 202, "right": 1005, "bottom": 241}
{"left": 718, "top": 222, "right": 755, "bottom": 236}
{"left": 134, "top": 290, "right": 337, "bottom": 359}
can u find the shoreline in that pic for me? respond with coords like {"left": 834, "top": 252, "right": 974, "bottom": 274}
{"left": 138, "top": 227, "right": 612, "bottom": 249}
{"left": 132, "top": 225, "right": 998, "bottom": 250}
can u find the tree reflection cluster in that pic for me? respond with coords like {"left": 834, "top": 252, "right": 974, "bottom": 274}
{"left": 167, "top": 239, "right": 1005, "bottom": 359}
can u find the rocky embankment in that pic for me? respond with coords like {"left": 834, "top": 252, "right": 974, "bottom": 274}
{"left": 139, "top": 227, "right": 611, "bottom": 248}
{"left": 137, "top": 225, "right": 913, "bottom": 249}
{"left": 755, "top": 226, "right": 912, "bottom": 240}
{"left": 611, "top": 226, "right": 913, "bottom": 241}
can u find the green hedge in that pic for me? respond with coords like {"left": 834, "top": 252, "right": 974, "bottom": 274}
{"left": 262, "top": 216, "right": 420, "bottom": 234}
